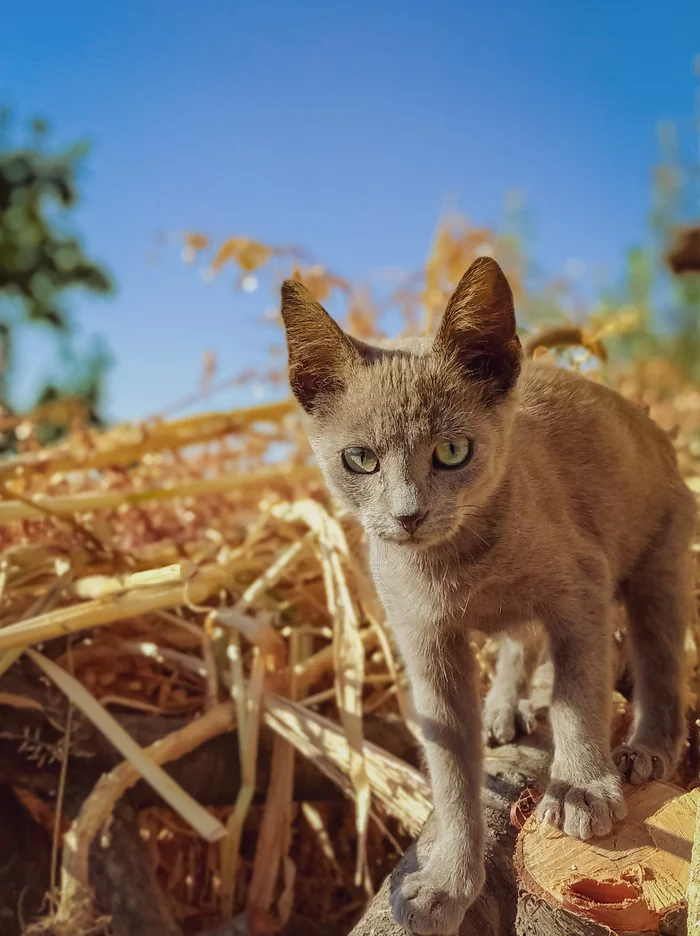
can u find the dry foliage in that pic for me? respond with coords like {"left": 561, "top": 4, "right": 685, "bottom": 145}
{"left": 0, "top": 216, "right": 698, "bottom": 935}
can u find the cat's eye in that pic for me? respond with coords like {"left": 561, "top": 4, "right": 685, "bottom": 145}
{"left": 433, "top": 438, "right": 472, "bottom": 469}
{"left": 342, "top": 446, "right": 379, "bottom": 474}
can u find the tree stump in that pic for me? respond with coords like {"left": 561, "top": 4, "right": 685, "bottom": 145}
{"left": 515, "top": 782, "right": 699, "bottom": 935}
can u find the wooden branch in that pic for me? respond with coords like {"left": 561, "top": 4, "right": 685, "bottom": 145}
{"left": 51, "top": 702, "right": 236, "bottom": 935}
{"left": 89, "top": 804, "right": 182, "bottom": 936}
{"left": 0, "top": 690, "right": 420, "bottom": 809}
{"left": 0, "top": 463, "right": 318, "bottom": 525}
{"left": 0, "top": 400, "right": 294, "bottom": 482}
{"left": 1, "top": 685, "right": 422, "bottom": 934}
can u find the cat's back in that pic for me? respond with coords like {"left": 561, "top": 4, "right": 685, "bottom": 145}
{"left": 517, "top": 360, "right": 672, "bottom": 459}
{"left": 515, "top": 360, "right": 692, "bottom": 548}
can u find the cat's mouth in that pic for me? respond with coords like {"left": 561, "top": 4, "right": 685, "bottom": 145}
{"left": 377, "top": 512, "right": 463, "bottom": 548}
{"left": 383, "top": 516, "right": 449, "bottom": 547}
{"left": 378, "top": 528, "right": 422, "bottom": 546}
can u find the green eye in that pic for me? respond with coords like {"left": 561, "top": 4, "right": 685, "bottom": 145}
{"left": 433, "top": 438, "right": 472, "bottom": 469}
{"left": 343, "top": 446, "right": 379, "bottom": 474}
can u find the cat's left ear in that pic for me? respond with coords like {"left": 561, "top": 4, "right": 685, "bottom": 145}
{"left": 434, "top": 257, "right": 521, "bottom": 398}
{"left": 280, "top": 280, "right": 360, "bottom": 413}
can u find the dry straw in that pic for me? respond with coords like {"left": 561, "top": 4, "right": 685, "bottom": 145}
{"left": 0, "top": 229, "right": 698, "bottom": 932}
{"left": 0, "top": 390, "right": 419, "bottom": 931}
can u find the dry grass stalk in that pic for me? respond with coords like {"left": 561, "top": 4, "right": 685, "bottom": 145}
{"left": 328, "top": 548, "right": 371, "bottom": 888}
{"left": 213, "top": 606, "right": 285, "bottom": 662}
{"left": 210, "top": 535, "right": 313, "bottom": 916}
{"left": 73, "top": 563, "right": 190, "bottom": 599}
{"left": 245, "top": 625, "right": 305, "bottom": 931}
{"left": 27, "top": 649, "right": 227, "bottom": 843}
{"left": 0, "top": 463, "right": 319, "bottom": 525}
{"left": 0, "top": 690, "right": 45, "bottom": 711}
{"left": 167, "top": 610, "right": 220, "bottom": 709}
{"left": 0, "top": 399, "right": 294, "bottom": 482}
{"left": 233, "top": 536, "right": 309, "bottom": 613}
{"left": 300, "top": 803, "right": 342, "bottom": 878}
{"left": 0, "top": 562, "right": 233, "bottom": 651}
{"left": 273, "top": 500, "right": 372, "bottom": 886}
{"left": 285, "top": 626, "right": 378, "bottom": 695}
{"left": 368, "top": 613, "right": 420, "bottom": 738}
{"left": 0, "top": 566, "right": 75, "bottom": 684}
{"left": 48, "top": 639, "right": 76, "bottom": 920}
{"left": 246, "top": 734, "right": 296, "bottom": 929}
{"left": 220, "top": 649, "right": 266, "bottom": 917}
{"left": 263, "top": 692, "right": 431, "bottom": 836}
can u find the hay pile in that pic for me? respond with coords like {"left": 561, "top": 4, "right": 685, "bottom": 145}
{"left": 0, "top": 396, "right": 435, "bottom": 936}
{"left": 0, "top": 224, "right": 698, "bottom": 936}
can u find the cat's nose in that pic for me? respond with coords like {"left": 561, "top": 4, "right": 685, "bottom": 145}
{"left": 395, "top": 510, "right": 427, "bottom": 535}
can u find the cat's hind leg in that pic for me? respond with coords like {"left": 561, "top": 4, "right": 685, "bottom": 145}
{"left": 483, "top": 626, "right": 544, "bottom": 746}
{"left": 614, "top": 500, "right": 695, "bottom": 784}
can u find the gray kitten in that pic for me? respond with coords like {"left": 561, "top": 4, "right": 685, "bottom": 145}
{"left": 280, "top": 258, "right": 695, "bottom": 935}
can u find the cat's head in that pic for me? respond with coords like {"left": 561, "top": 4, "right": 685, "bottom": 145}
{"left": 280, "top": 257, "right": 521, "bottom": 547}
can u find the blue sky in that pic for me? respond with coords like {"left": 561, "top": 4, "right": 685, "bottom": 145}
{"left": 3, "top": 0, "right": 699, "bottom": 420}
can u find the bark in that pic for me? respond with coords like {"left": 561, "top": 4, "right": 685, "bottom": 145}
{"left": 89, "top": 804, "right": 182, "bottom": 936}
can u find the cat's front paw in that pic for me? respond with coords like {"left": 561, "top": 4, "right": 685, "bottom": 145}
{"left": 390, "top": 859, "right": 483, "bottom": 935}
{"left": 613, "top": 742, "right": 675, "bottom": 784}
{"left": 483, "top": 697, "right": 536, "bottom": 746}
{"left": 537, "top": 772, "right": 627, "bottom": 840}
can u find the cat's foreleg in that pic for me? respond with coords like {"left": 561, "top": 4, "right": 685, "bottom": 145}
{"left": 390, "top": 622, "right": 485, "bottom": 935}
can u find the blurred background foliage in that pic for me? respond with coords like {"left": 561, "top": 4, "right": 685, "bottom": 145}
{"left": 0, "top": 110, "right": 112, "bottom": 449}
{"left": 1, "top": 83, "right": 700, "bottom": 453}
{"left": 172, "top": 72, "right": 700, "bottom": 424}
{"left": 178, "top": 129, "right": 700, "bottom": 389}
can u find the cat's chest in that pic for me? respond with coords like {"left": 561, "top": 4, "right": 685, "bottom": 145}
{"left": 368, "top": 538, "right": 528, "bottom": 631}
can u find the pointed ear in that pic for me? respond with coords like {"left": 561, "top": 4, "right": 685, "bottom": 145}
{"left": 280, "top": 280, "right": 360, "bottom": 413}
{"left": 434, "top": 257, "right": 521, "bottom": 398}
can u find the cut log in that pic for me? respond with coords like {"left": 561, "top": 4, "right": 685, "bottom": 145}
{"left": 515, "top": 781, "right": 698, "bottom": 936}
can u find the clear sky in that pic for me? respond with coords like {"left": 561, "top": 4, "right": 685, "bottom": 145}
{"left": 3, "top": 0, "right": 699, "bottom": 421}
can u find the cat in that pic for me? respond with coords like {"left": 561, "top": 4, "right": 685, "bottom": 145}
{"left": 280, "top": 257, "right": 696, "bottom": 936}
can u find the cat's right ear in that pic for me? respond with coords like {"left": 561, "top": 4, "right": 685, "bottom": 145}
{"left": 434, "top": 257, "right": 521, "bottom": 399}
{"left": 280, "top": 281, "right": 359, "bottom": 413}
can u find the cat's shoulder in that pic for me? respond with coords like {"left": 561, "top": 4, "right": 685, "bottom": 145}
{"left": 516, "top": 360, "right": 673, "bottom": 452}
{"left": 518, "top": 359, "right": 631, "bottom": 413}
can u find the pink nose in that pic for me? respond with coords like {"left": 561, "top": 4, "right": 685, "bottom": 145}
{"left": 395, "top": 511, "right": 426, "bottom": 534}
